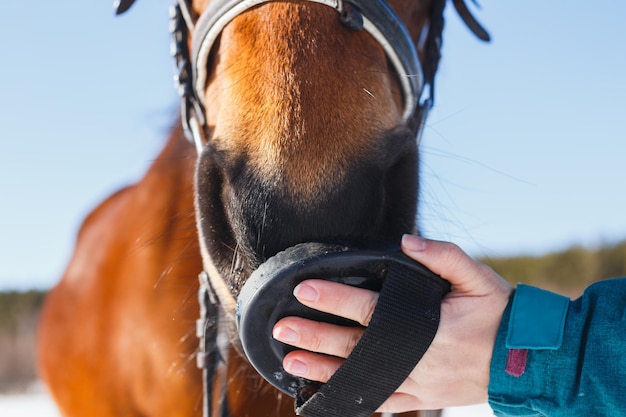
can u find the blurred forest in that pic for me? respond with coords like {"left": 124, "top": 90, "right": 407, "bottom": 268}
{"left": 0, "top": 290, "right": 45, "bottom": 393}
{"left": 1, "top": 240, "right": 626, "bottom": 393}
{"left": 481, "top": 240, "right": 626, "bottom": 297}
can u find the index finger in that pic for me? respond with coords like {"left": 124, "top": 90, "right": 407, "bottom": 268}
{"left": 293, "top": 280, "right": 379, "bottom": 326}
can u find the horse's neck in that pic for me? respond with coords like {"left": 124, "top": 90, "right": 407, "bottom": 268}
{"left": 122, "top": 125, "right": 200, "bottom": 287}
{"left": 215, "top": 347, "right": 294, "bottom": 415}
{"left": 142, "top": 124, "right": 197, "bottom": 202}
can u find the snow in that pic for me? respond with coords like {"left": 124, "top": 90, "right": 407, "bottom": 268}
{"left": 0, "top": 392, "right": 61, "bottom": 417}
{"left": 0, "top": 392, "right": 494, "bottom": 417}
{"left": 443, "top": 404, "right": 496, "bottom": 416}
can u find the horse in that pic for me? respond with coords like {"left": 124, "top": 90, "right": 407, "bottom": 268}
{"left": 37, "top": 1, "right": 488, "bottom": 417}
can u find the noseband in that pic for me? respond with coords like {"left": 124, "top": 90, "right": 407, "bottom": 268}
{"left": 169, "top": 0, "right": 431, "bottom": 154}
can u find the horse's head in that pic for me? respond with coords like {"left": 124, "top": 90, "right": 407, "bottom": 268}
{"left": 117, "top": 0, "right": 487, "bottom": 299}
{"left": 183, "top": 0, "right": 442, "bottom": 298}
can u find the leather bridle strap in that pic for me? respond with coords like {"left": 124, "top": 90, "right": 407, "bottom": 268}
{"left": 197, "top": 271, "right": 232, "bottom": 417}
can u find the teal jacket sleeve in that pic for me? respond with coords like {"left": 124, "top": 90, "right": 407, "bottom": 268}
{"left": 488, "top": 278, "right": 626, "bottom": 416}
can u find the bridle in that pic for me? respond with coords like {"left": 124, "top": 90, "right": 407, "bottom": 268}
{"left": 169, "top": 0, "right": 434, "bottom": 155}
{"left": 156, "top": 0, "right": 492, "bottom": 154}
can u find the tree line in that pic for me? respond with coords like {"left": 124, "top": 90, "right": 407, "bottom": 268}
{"left": 0, "top": 290, "right": 45, "bottom": 392}
{"left": 481, "top": 240, "right": 626, "bottom": 296}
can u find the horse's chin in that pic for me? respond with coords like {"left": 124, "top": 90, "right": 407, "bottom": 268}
{"left": 197, "top": 229, "right": 238, "bottom": 307}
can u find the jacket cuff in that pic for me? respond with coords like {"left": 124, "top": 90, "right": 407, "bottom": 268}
{"left": 487, "top": 285, "right": 570, "bottom": 416}
{"left": 506, "top": 284, "right": 569, "bottom": 350}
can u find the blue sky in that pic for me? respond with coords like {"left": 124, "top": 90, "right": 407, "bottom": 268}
{"left": 2, "top": 1, "right": 626, "bottom": 290}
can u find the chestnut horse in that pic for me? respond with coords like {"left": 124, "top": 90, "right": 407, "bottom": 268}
{"left": 38, "top": 1, "right": 488, "bottom": 417}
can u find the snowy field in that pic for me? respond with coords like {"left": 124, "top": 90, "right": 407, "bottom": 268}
{"left": 443, "top": 404, "right": 495, "bottom": 416}
{"left": 0, "top": 392, "right": 494, "bottom": 417}
{"left": 0, "top": 392, "right": 61, "bottom": 417}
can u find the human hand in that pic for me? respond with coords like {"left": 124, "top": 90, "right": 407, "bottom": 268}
{"left": 272, "top": 235, "right": 514, "bottom": 412}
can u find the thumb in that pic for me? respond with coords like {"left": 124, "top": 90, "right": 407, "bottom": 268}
{"left": 400, "top": 234, "right": 494, "bottom": 293}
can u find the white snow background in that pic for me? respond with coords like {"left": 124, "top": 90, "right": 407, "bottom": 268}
{"left": 0, "top": 390, "right": 494, "bottom": 417}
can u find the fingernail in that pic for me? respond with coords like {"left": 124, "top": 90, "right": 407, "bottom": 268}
{"left": 401, "top": 234, "right": 427, "bottom": 252}
{"left": 293, "top": 283, "right": 319, "bottom": 302}
{"left": 273, "top": 326, "right": 300, "bottom": 343}
{"left": 284, "top": 359, "right": 308, "bottom": 376}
